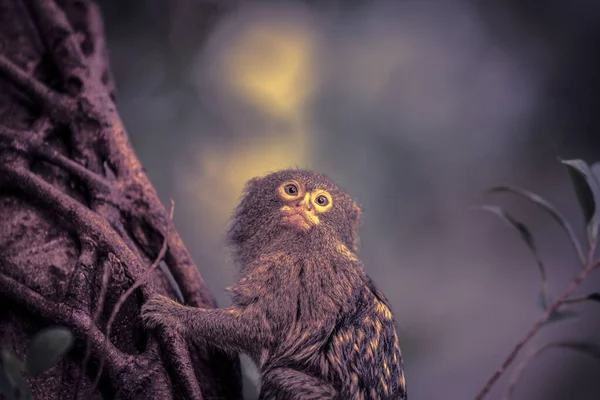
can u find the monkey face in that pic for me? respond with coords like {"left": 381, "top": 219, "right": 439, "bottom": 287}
{"left": 227, "top": 169, "right": 363, "bottom": 255}
{"left": 277, "top": 180, "right": 333, "bottom": 232}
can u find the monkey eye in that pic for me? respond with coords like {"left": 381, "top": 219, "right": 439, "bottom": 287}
{"left": 284, "top": 184, "right": 298, "bottom": 196}
{"left": 315, "top": 195, "right": 329, "bottom": 206}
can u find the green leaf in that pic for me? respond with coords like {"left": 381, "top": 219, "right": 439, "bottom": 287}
{"left": 545, "top": 309, "right": 578, "bottom": 325}
{"left": 561, "top": 159, "right": 596, "bottom": 224}
{"left": 478, "top": 205, "right": 549, "bottom": 305}
{"left": 478, "top": 205, "right": 538, "bottom": 254}
{"left": 0, "top": 349, "right": 30, "bottom": 400}
{"left": 546, "top": 340, "right": 600, "bottom": 363}
{"left": 25, "top": 327, "right": 74, "bottom": 376}
{"left": 487, "top": 185, "right": 586, "bottom": 265}
{"left": 587, "top": 293, "right": 600, "bottom": 302}
{"left": 561, "top": 159, "right": 600, "bottom": 251}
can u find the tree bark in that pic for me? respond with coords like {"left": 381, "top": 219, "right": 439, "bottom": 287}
{"left": 0, "top": 0, "right": 242, "bottom": 399}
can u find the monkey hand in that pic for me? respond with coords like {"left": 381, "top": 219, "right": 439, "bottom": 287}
{"left": 141, "top": 294, "right": 185, "bottom": 332}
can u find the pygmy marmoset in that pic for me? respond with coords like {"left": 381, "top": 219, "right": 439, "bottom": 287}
{"left": 141, "top": 169, "right": 407, "bottom": 399}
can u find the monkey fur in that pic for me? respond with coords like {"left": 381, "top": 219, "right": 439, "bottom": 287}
{"left": 141, "top": 169, "right": 407, "bottom": 400}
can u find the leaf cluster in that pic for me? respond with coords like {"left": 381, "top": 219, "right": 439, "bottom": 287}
{"left": 479, "top": 158, "right": 600, "bottom": 399}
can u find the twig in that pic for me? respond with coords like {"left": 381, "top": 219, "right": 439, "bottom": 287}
{"left": 474, "top": 258, "right": 600, "bottom": 400}
{"left": 35, "top": 146, "right": 111, "bottom": 194}
{"left": 74, "top": 253, "right": 113, "bottom": 399}
{"left": 25, "top": 0, "right": 88, "bottom": 94}
{"left": 85, "top": 2, "right": 116, "bottom": 94}
{"left": 0, "top": 125, "right": 111, "bottom": 194}
{"left": 88, "top": 200, "right": 175, "bottom": 394}
{"left": 0, "top": 54, "right": 76, "bottom": 119}
{"left": 2, "top": 165, "right": 144, "bottom": 275}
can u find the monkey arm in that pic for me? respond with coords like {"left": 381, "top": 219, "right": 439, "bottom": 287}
{"left": 141, "top": 294, "right": 262, "bottom": 354}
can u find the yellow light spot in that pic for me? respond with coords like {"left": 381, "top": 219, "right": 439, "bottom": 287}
{"left": 223, "top": 22, "right": 317, "bottom": 118}
{"left": 383, "top": 361, "right": 390, "bottom": 377}
{"left": 180, "top": 13, "right": 318, "bottom": 236}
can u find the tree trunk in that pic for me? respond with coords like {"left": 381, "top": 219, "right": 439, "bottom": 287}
{"left": 0, "top": 0, "right": 242, "bottom": 399}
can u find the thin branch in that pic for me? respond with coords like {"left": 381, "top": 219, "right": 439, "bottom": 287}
{"left": 25, "top": 0, "right": 88, "bottom": 93}
{"left": 2, "top": 164, "right": 145, "bottom": 277}
{"left": 34, "top": 146, "right": 112, "bottom": 194}
{"left": 0, "top": 54, "right": 76, "bottom": 119}
{"left": 164, "top": 241, "right": 218, "bottom": 307}
{"left": 0, "top": 131, "right": 111, "bottom": 195}
{"left": 85, "top": 2, "right": 116, "bottom": 94}
{"left": 158, "top": 333, "right": 207, "bottom": 400}
{"left": 89, "top": 200, "right": 175, "bottom": 394}
{"left": 63, "top": 235, "right": 98, "bottom": 311}
{"left": 75, "top": 252, "right": 113, "bottom": 399}
{"left": 474, "top": 259, "right": 600, "bottom": 400}
{"left": 0, "top": 122, "right": 114, "bottom": 203}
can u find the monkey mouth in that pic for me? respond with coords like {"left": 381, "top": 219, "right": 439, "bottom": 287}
{"left": 281, "top": 209, "right": 319, "bottom": 232}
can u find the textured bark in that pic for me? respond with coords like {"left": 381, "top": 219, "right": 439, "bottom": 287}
{"left": 0, "top": 1, "right": 242, "bottom": 399}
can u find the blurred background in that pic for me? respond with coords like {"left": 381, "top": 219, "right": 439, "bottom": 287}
{"left": 95, "top": 0, "right": 600, "bottom": 398}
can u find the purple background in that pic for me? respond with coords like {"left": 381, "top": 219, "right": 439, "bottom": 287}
{"left": 97, "top": 1, "right": 600, "bottom": 399}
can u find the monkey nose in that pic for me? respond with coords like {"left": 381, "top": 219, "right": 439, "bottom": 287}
{"left": 297, "top": 194, "right": 312, "bottom": 210}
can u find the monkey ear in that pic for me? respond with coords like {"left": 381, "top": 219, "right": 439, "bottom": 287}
{"left": 243, "top": 177, "right": 262, "bottom": 193}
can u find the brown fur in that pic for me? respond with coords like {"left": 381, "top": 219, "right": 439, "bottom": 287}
{"left": 141, "top": 169, "right": 407, "bottom": 399}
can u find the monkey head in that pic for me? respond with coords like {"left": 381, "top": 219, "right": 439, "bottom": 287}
{"left": 227, "top": 169, "right": 362, "bottom": 263}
